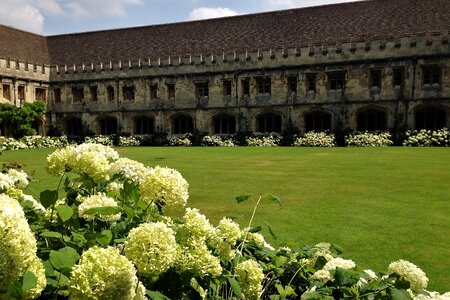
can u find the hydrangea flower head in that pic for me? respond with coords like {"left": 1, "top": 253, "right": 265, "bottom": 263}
{"left": 388, "top": 259, "right": 428, "bottom": 291}
{"left": 78, "top": 193, "right": 121, "bottom": 222}
{"left": 125, "top": 222, "right": 178, "bottom": 275}
{"left": 69, "top": 246, "right": 141, "bottom": 300}
{"left": 140, "top": 166, "right": 189, "bottom": 209}
{"left": 235, "top": 260, "right": 265, "bottom": 300}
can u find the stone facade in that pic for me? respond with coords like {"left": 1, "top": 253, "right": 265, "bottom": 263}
{"left": 1, "top": 0, "right": 449, "bottom": 137}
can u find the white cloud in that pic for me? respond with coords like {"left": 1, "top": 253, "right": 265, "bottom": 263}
{"left": 0, "top": 0, "right": 144, "bottom": 33}
{"left": 0, "top": 1, "right": 44, "bottom": 33}
{"left": 189, "top": 7, "right": 239, "bottom": 21}
{"left": 63, "top": 0, "right": 144, "bottom": 19}
{"left": 261, "top": 0, "right": 361, "bottom": 10}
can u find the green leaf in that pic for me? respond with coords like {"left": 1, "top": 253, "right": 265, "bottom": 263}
{"left": 249, "top": 226, "right": 262, "bottom": 233}
{"left": 41, "top": 231, "right": 63, "bottom": 238}
{"left": 334, "top": 268, "right": 360, "bottom": 286}
{"left": 56, "top": 205, "right": 73, "bottom": 222}
{"left": 266, "top": 194, "right": 282, "bottom": 207}
{"left": 96, "top": 230, "right": 113, "bottom": 247}
{"left": 389, "top": 288, "right": 413, "bottom": 300}
{"left": 264, "top": 221, "right": 278, "bottom": 240}
{"left": 49, "top": 247, "right": 80, "bottom": 271}
{"left": 22, "top": 271, "right": 37, "bottom": 293}
{"left": 82, "top": 206, "right": 122, "bottom": 216}
{"left": 228, "top": 277, "right": 243, "bottom": 299}
{"left": 146, "top": 290, "right": 171, "bottom": 300}
{"left": 236, "top": 194, "right": 252, "bottom": 204}
{"left": 40, "top": 189, "right": 58, "bottom": 209}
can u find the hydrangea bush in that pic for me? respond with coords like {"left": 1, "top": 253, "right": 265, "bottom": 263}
{"left": 246, "top": 132, "right": 282, "bottom": 147}
{"left": 1, "top": 143, "right": 449, "bottom": 299}
{"left": 402, "top": 128, "right": 450, "bottom": 147}
{"left": 345, "top": 131, "right": 394, "bottom": 147}
{"left": 294, "top": 131, "right": 336, "bottom": 147}
{"left": 201, "top": 135, "right": 236, "bottom": 147}
{"left": 169, "top": 134, "right": 193, "bottom": 146}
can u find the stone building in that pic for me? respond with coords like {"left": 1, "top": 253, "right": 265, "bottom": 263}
{"left": 0, "top": 0, "right": 449, "bottom": 137}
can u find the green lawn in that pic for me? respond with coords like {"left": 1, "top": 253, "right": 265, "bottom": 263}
{"left": 2, "top": 147, "right": 449, "bottom": 292}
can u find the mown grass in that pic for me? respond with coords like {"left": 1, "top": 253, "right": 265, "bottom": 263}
{"left": 2, "top": 147, "right": 449, "bottom": 292}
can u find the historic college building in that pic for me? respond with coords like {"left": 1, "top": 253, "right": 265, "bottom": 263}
{"left": 0, "top": 0, "right": 449, "bottom": 137}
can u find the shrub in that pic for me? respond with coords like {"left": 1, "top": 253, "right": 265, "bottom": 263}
{"left": 168, "top": 134, "right": 193, "bottom": 146}
{"left": 345, "top": 131, "right": 393, "bottom": 147}
{"left": 294, "top": 131, "right": 336, "bottom": 147}
{"left": 246, "top": 132, "right": 281, "bottom": 147}
{"left": 402, "top": 128, "right": 450, "bottom": 146}
{"left": 201, "top": 135, "right": 236, "bottom": 147}
{"left": 0, "top": 143, "right": 448, "bottom": 299}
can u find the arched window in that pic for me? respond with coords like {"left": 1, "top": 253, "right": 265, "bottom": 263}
{"left": 134, "top": 117, "right": 154, "bottom": 135}
{"left": 357, "top": 109, "right": 387, "bottom": 131}
{"left": 172, "top": 115, "right": 194, "bottom": 134}
{"left": 415, "top": 108, "right": 447, "bottom": 130}
{"left": 100, "top": 117, "right": 118, "bottom": 135}
{"left": 257, "top": 112, "right": 282, "bottom": 133}
{"left": 65, "top": 118, "right": 82, "bottom": 136}
{"left": 213, "top": 114, "right": 236, "bottom": 134}
{"left": 305, "top": 111, "right": 332, "bottom": 132}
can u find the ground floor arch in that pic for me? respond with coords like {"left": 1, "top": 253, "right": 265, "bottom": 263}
{"left": 357, "top": 108, "right": 387, "bottom": 131}
{"left": 415, "top": 107, "right": 447, "bottom": 130}
{"left": 172, "top": 114, "right": 194, "bottom": 134}
{"left": 213, "top": 113, "right": 236, "bottom": 134}
{"left": 256, "top": 112, "right": 282, "bottom": 133}
{"left": 304, "top": 111, "right": 332, "bottom": 132}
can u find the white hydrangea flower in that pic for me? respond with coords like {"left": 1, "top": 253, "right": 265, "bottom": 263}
{"left": 140, "top": 166, "right": 189, "bottom": 209}
{"left": 323, "top": 257, "right": 356, "bottom": 272}
{"left": 388, "top": 259, "right": 429, "bottom": 291}
{"left": 176, "top": 241, "right": 223, "bottom": 277}
{"left": 7, "top": 169, "right": 29, "bottom": 189}
{"left": 47, "top": 143, "right": 119, "bottom": 183}
{"left": 216, "top": 217, "right": 241, "bottom": 245}
{"left": 125, "top": 222, "right": 178, "bottom": 275}
{"left": 180, "top": 208, "right": 215, "bottom": 241}
{"left": 313, "top": 269, "right": 333, "bottom": 283}
{"left": 109, "top": 158, "right": 149, "bottom": 184}
{"left": 69, "top": 246, "right": 140, "bottom": 300}
{"left": 24, "top": 256, "right": 47, "bottom": 300}
{"left": 78, "top": 193, "right": 121, "bottom": 222}
{"left": 0, "top": 194, "right": 38, "bottom": 289}
{"left": 235, "top": 260, "right": 265, "bottom": 300}
{"left": 0, "top": 172, "right": 15, "bottom": 191}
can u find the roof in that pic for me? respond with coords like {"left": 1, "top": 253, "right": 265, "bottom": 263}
{"left": 1, "top": 0, "right": 449, "bottom": 66}
{"left": 0, "top": 25, "right": 50, "bottom": 64}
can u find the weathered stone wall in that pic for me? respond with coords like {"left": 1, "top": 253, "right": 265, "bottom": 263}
{"left": 2, "top": 34, "right": 450, "bottom": 136}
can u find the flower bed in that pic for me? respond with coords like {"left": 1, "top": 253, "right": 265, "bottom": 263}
{"left": 403, "top": 128, "right": 450, "bottom": 147}
{"left": 246, "top": 132, "right": 282, "bottom": 147}
{"left": 345, "top": 131, "right": 394, "bottom": 147}
{"left": 294, "top": 131, "right": 336, "bottom": 147}
{"left": 1, "top": 143, "right": 448, "bottom": 299}
{"left": 201, "top": 135, "right": 236, "bottom": 147}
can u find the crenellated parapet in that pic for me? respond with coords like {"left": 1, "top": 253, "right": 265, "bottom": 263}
{"left": 49, "top": 33, "right": 449, "bottom": 81}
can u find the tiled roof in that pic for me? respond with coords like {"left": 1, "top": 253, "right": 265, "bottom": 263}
{"left": 0, "top": 25, "right": 50, "bottom": 64}
{"left": 1, "top": 0, "right": 449, "bottom": 66}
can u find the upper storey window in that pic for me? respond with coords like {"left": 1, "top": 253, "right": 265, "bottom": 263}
{"left": 150, "top": 84, "right": 158, "bottom": 100}
{"left": 89, "top": 86, "right": 98, "bottom": 102}
{"left": 223, "top": 80, "right": 232, "bottom": 96}
{"left": 256, "top": 77, "right": 271, "bottom": 94}
{"left": 393, "top": 67, "right": 405, "bottom": 87}
{"left": 2, "top": 84, "right": 11, "bottom": 101}
{"left": 422, "top": 65, "right": 441, "bottom": 85}
{"left": 195, "top": 82, "right": 209, "bottom": 98}
{"left": 328, "top": 71, "right": 346, "bottom": 90}
{"left": 18, "top": 86, "right": 25, "bottom": 101}
{"left": 35, "top": 88, "right": 47, "bottom": 103}
{"left": 306, "top": 74, "right": 316, "bottom": 92}
{"left": 241, "top": 79, "right": 250, "bottom": 96}
{"left": 167, "top": 84, "right": 175, "bottom": 100}
{"left": 123, "top": 85, "right": 135, "bottom": 101}
{"left": 288, "top": 76, "right": 297, "bottom": 94}
{"left": 54, "top": 88, "right": 61, "bottom": 103}
{"left": 107, "top": 86, "right": 115, "bottom": 102}
{"left": 370, "top": 69, "right": 382, "bottom": 89}
{"left": 72, "top": 87, "right": 84, "bottom": 102}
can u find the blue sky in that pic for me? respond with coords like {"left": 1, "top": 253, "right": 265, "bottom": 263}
{"left": 0, "top": 0, "right": 361, "bottom": 35}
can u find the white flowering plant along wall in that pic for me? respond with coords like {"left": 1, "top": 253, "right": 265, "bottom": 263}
{"left": 1, "top": 143, "right": 449, "bottom": 299}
